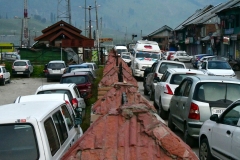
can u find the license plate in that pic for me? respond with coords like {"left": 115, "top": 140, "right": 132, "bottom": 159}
{"left": 53, "top": 70, "right": 60, "bottom": 73}
{"left": 211, "top": 108, "right": 225, "bottom": 116}
{"left": 17, "top": 72, "right": 23, "bottom": 74}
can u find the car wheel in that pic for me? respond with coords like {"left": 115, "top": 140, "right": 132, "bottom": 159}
{"left": 2, "top": 78, "right": 5, "bottom": 86}
{"left": 27, "top": 73, "right": 30, "bottom": 78}
{"left": 174, "top": 59, "right": 179, "bottom": 61}
{"left": 189, "top": 58, "right": 192, "bottom": 63}
{"left": 233, "top": 64, "right": 240, "bottom": 71}
{"left": 8, "top": 78, "right": 11, "bottom": 83}
{"left": 183, "top": 124, "right": 195, "bottom": 147}
{"left": 47, "top": 78, "right": 50, "bottom": 82}
{"left": 199, "top": 138, "right": 214, "bottom": 160}
{"left": 168, "top": 112, "right": 175, "bottom": 131}
{"left": 144, "top": 85, "right": 148, "bottom": 95}
{"left": 153, "top": 99, "right": 159, "bottom": 109}
{"left": 159, "top": 98, "right": 168, "bottom": 120}
{"left": 149, "top": 89, "right": 154, "bottom": 101}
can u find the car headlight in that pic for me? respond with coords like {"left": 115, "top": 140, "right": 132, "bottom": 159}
{"left": 135, "top": 63, "right": 139, "bottom": 69}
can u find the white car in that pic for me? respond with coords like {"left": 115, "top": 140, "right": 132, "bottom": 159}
{"left": 0, "top": 65, "right": 10, "bottom": 85}
{"left": 35, "top": 83, "right": 86, "bottom": 117}
{"left": 81, "top": 62, "right": 98, "bottom": 71}
{"left": 199, "top": 60, "right": 236, "bottom": 78}
{"left": 197, "top": 55, "right": 216, "bottom": 68}
{"left": 154, "top": 68, "right": 205, "bottom": 120}
{"left": 121, "top": 52, "right": 131, "bottom": 64}
{"left": 144, "top": 60, "right": 186, "bottom": 100}
{"left": 199, "top": 99, "right": 240, "bottom": 160}
{"left": 170, "top": 51, "right": 193, "bottom": 62}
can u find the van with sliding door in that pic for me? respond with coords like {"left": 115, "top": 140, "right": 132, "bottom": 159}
{"left": 0, "top": 101, "right": 83, "bottom": 160}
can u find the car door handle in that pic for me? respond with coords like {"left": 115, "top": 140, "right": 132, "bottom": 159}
{"left": 226, "top": 130, "right": 231, "bottom": 135}
{"left": 176, "top": 103, "right": 178, "bottom": 107}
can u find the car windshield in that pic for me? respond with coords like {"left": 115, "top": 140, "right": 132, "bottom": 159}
{"left": 207, "top": 61, "right": 231, "bottom": 69}
{"left": 48, "top": 63, "right": 65, "bottom": 68}
{"left": 37, "top": 89, "right": 73, "bottom": 100}
{"left": 122, "top": 55, "right": 130, "bottom": 59}
{"left": 14, "top": 61, "right": 26, "bottom": 66}
{"left": 0, "top": 124, "right": 39, "bottom": 160}
{"left": 61, "top": 76, "right": 87, "bottom": 84}
{"left": 194, "top": 82, "right": 240, "bottom": 103}
{"left": 158, "top": 63, "right": 185, "bottom": 74}
{"left": 136, "top": 52, "right": 160, "bottom": 59}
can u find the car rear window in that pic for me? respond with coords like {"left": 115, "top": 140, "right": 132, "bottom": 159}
{"left": 159, "top": 63, "right": 185, "bottom": 74}
{"left": 37, "top": 89, "right": 73, "bottom": 100}
{"left": 0, "top": 124, "right": 39, "bottom": 160}
{"left": 61, "top": 76, "right": 87, "bottom": 84}
{"left": 14, "top": 61, "right": 27, "bottom": 66}
{"left": 193, "top": 82, "right": 240, "bottom": 103}
{"left": 48, "top": 63, "right": 65, "bottom": 68}
{"left": 170, "top": 73, "right": 196, "bottom": 85}
{"left": 207, "top": 61, "right": 231, "bottom": 69}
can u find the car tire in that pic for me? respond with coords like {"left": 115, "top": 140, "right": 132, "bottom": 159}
{"left": 47, "top": 78, "right": 50, "bottom": 82}
{"left": 149, "top": 89, "right": 154, "bottom": 101}
{"left": 183, "top": 124, "right": 195, "bottom": 147}
{"left": 27, "top": 73, "right": 30, "bottom": 78}
{"left": 233, "top": 64, "right": 240, "bottom": 71}
{"left": 2, "top": 78, "right": 5, "bottom": 86}
{"left": 189, "top": 58, "right": 192, "bottom": 63}
{"left": 144, "top": 86, "right": 148, "bottom": 95}
{"left": 8, "top": 78, "right": 11, "bottom": 83}
{"left": 153, "top": 99, "right": 159, "bottom": 109}
{"left": 168, "top": 112, "right": 175, "bottom": 131}
{"left": 159, "top": 98, "right": 168, "bottom": 120}
{"left": 199, "top": 138, "right": 214, "bottom": 160}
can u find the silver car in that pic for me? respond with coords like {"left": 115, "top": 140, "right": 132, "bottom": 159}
{"left": 12, "top": 60, "right": 33, "bottom": 78}
{"left": 168, "top": 75, "right": 240, "bottom": 147}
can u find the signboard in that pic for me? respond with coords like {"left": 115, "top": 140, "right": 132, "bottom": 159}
{"left": 223, "top": 36, "right": 230, "bottom": 45}
{"left": 99, "top": 38, "right": 113, "bottom": 43}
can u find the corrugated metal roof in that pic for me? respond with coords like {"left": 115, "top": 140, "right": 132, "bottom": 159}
{"left": 147, "top": 25, "right": 173, "bottom": 37}
{"left": 61, "top": 83, "right": 198, "bottom": 160}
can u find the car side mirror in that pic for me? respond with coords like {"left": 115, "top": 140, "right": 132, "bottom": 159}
{"left": 74, "top": 107, "right": 82, "bottom": 127}
{"left": 80, "top": 92, "right": 87, "bottom": 98}
{"left": 210, "top": 114, "right": 219, "bottom": 122}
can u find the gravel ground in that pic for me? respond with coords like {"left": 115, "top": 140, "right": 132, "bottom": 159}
{"left": 0, "top": 77, "right": 57, "bottom": 105}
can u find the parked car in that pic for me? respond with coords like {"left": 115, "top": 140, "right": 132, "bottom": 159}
{"left": 168, "top": 75, "right": 240, "bottom": 147}
{"left": 1, "top": 52, "right": 20, "bottom": 61}
{"left": 60, "top": 72, "right": 94, "bottom": 99}
{"left": 81, "top": 62, "right": 98, "bottom": 71}
{"left": 144, "top": 60, "right": 186, "bottom": 100}
{"left": 0, "top": 101, "right": 83, "bottom": 160}
{"left": 35, "top": 83, "right": 86, "bottom": 117}
{"left": 191, "top": 54, "right": 213, "bottom": 68}
{"left": 12, "top": 60, "right": 33, "bottom": 78}
{"left": 197, "top": 56, "right": 216, "bottom": 68}
{"left": 199, "top": 99, "right": 240, "bottom": 160}
{"left": 154, "top": 68, "right": 205, "bottom": 120}
{"left": 199, "top": 60, "right": 236, "bottom": 78}
{"left": 121, "top": 52, "right": 131, "bottom": 66}
{"left": 0, "top": 65, "right": 10, "bottom": 85}
{"left": 64, "top": 64, "right": 89, "bottom": 74}
{"left": 46, "top": 60, "right": 66, "bottom": 81}
{"left": 71, "top": 68, "right": 96, "bottom": 79}
{"left": 170, "top": 51, "right": 193, "bottom": 62}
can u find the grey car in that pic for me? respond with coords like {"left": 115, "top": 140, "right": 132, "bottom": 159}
{"left": 46, "top": 60, "right": 66, "bottom": 82}
{"left": 168, "top": 75, "right": 240, "bottom": 147}
{"left": 12, "top": 60, "right": 33, "bottom": 78}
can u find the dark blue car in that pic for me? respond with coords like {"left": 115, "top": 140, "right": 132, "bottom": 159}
{"left": 191, "top": 54, "right": 213, "bottom": 68}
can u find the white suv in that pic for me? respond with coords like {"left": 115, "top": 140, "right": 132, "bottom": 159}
{"left": 199, "top": 99, "right": 240, "bottom": 159}
{"left": 35, "top": 83, "right": 86, "bottom": 117}
{"left": 46, "top": 60, "right": 66, "bottom": 82}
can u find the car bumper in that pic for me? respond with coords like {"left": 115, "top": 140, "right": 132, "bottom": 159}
{"left": 187, "top": 121, "right": 203, "bottom": 138}
{"left": 161, "top": 94, "right": 172, "bottom": 111}
{"left": 12, "top": 70, "right": 30, "bottom": 75}
{"left": 134, "top": 69, "right": 144, "bottom": 77}
{"left": 47, "top": 74, "right": 63, "bottom": 80}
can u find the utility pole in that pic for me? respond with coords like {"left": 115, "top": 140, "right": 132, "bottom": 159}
{"left": 85, "top": 0, "right": 86, "bottom": 36}
{"left": 95, "top": 0, "right": 100, "bottom": 64}
{"left": 88, "top": 6, "right": 92, "bottom": 39}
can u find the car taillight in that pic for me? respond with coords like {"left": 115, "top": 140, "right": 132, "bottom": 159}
{"left": 171, "top": 55, "right": 174, "bottom": 57}
{"left": 0, "top": 75, "right": 2, "bottom": 78}
{"left": 188, "top": 102, "right": 200, "bottom": 120}
{"left": 12, "top": 65, "right": 14, "bottom": 69}
{"left": 71, "top": 98, "right": 78, "bottom": 108}
{"left": 164, "top": 84, "right": 173, "bottom": 95}
{"left": 154, "top": 73, "right": 158, "bottom": 78}
{"left": 25, "top": 65, "right": 29, "bottom": 69}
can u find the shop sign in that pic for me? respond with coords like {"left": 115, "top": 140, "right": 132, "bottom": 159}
{"left": 223, "top": 36, "right": 230, "bottom": 45}
{"left": 231, "top": 34, "right": 237, "bottom": 41}
{"left": 224, "top": 28, "right": 234, "bottom": 35}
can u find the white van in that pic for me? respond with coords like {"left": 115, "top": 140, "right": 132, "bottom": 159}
{"left": 131, "top": 40, "right": 161, "bottom": 77}
{"left": 0, "top": 101, "right": 83, "bottom": 160}
{"left": 113, "top": 45, "right": 128, "bottom": 56}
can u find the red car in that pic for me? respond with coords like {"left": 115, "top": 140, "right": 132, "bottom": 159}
{"left": 60, "top": 72, "right": 94, "bottom": 99}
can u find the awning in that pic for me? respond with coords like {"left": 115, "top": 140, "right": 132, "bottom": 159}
{"left": 201, "top": 36, "right": 210, "bottom": 41}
